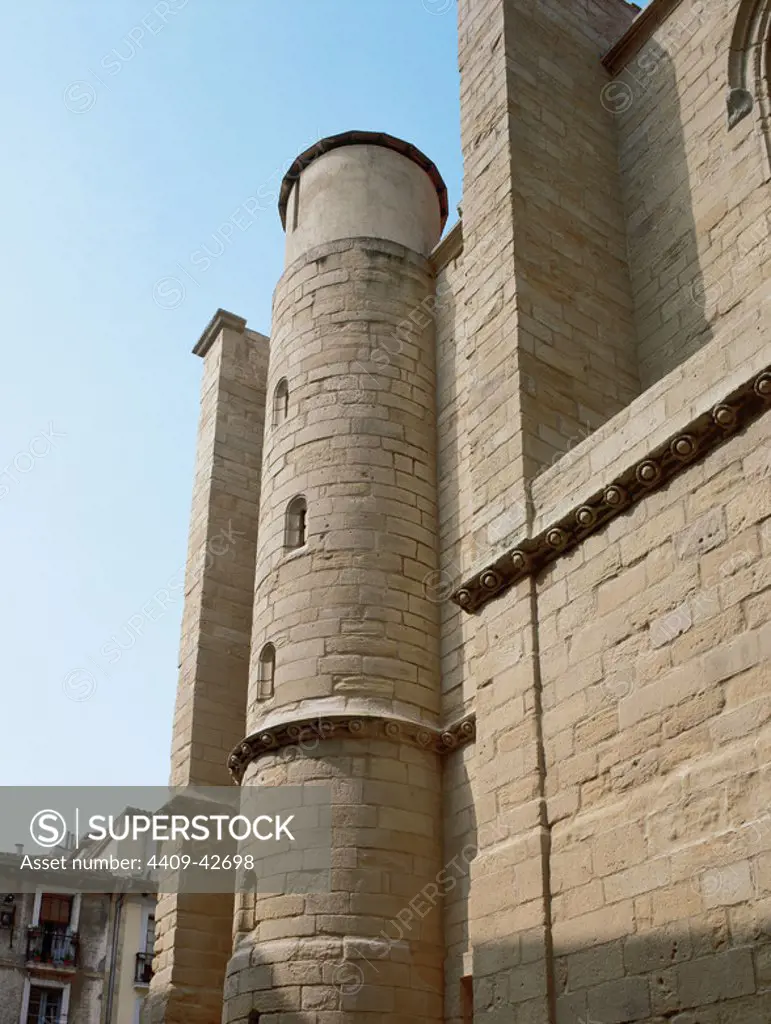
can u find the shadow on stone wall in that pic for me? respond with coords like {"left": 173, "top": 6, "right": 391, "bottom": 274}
{"left": 440, "top": 753, "right": 771, "bottom": 1024}
{"left": 228, "top": 897, "right": 771, "bottom": 1022}
{"left": 614, "top": 36, "right": 713, "bottom": 390}
{"left": 466, "top": 923, "right": 771, "bottom": 1024}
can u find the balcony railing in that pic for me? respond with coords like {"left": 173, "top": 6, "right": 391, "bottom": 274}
{"left": 26, "top": 925, "right": 78, "bottom": 968}
{"left": 135, "top": 951, "right": 153, "bottom": 985}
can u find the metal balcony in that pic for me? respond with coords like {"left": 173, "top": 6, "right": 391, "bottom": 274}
{"left": 135, "top": 951, "right": 153, "bottom": 985}
{"left": 26, "top": 925, "right": 78, "bottom": 969}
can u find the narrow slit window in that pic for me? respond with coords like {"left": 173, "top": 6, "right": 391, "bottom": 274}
{"left": 273, "top": 379, "right": 289, "bottom": 426}
{"left": 257, "top": 643, "right": 275, "bottom": 699}
{"left": 291, "top": 178, "right": 300, "bottom": 231}
{"left": 460, "top": 976, "right": 473, "bottom": 1024}
{"left": 284, "top": 496, "right": 307, "bottom": 550}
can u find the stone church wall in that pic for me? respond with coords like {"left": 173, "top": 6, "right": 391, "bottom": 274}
{"left": 537, "top": 350, "right": 771, "bottom": 1022}
{"left": 609, "top": 0, "right": 770, "bottom": 389}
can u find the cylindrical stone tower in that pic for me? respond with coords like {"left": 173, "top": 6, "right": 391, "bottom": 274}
{"left": 224, "top": 132, "right": 448, "bottom": 1022}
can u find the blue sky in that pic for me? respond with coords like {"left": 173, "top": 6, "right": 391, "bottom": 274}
{"left": 0, "top": 1, "right": 649, "bottom": 787}
{"left": 0, "top": 1, "right": 460, "bottom": 787}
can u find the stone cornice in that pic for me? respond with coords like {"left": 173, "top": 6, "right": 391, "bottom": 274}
{"left": 431, "top": 220, "right": 463, "bottom": 273}
{"left": 452, "top": 365, "right": 771, "bottom": 615}
{"left": 193, "top": 308, "right": 247, "bottom": 358}
{"left": 603, "top": 0, "right": 685, "bottom": 75}
{"left": 228, "top": 712, "right": 476, "bottom": 784}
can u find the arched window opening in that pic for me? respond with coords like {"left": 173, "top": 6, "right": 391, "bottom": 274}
{"left": 257, "top": 643, "right": 275, "bottom": 700}
{"left": 725, "top": 0, "right": 771, "bottom": 171}
{"left": 284, "top": 496, "right": 307, "bottom": 550}
{"left": 273, "top": 378, "right": 289, "bottom": 426}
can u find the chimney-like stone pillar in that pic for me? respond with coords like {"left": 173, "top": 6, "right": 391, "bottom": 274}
{"left": 223, "top": 132, "right": 448, "bottom": 1022}
{"left": 146, "top": 309, "right": 268, "bottom": 1024}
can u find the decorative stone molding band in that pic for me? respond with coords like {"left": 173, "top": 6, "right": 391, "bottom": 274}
{"left": 452, "top": 366, "right": 771, "bottom": 615}
{"left": 228, "top": 713, "right": 476, "bottom": 784}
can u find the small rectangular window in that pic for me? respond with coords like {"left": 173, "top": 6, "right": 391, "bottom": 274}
{"left": 144, "top": 915, "right": 155, "bottom": 953}
{"left": 27, "top": 986, "right": 63, "bottom": 1024}
{"left": 39, "top": 894, "right": 72, "bottom": 926}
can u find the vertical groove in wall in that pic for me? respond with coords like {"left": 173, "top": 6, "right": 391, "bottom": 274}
{"left": 529, "top": 577, "right": 557, "bottom": 1024}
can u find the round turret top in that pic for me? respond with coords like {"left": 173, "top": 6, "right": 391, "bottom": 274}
{"left": 278, "top": 131, "right": 448, "bottom": 263}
